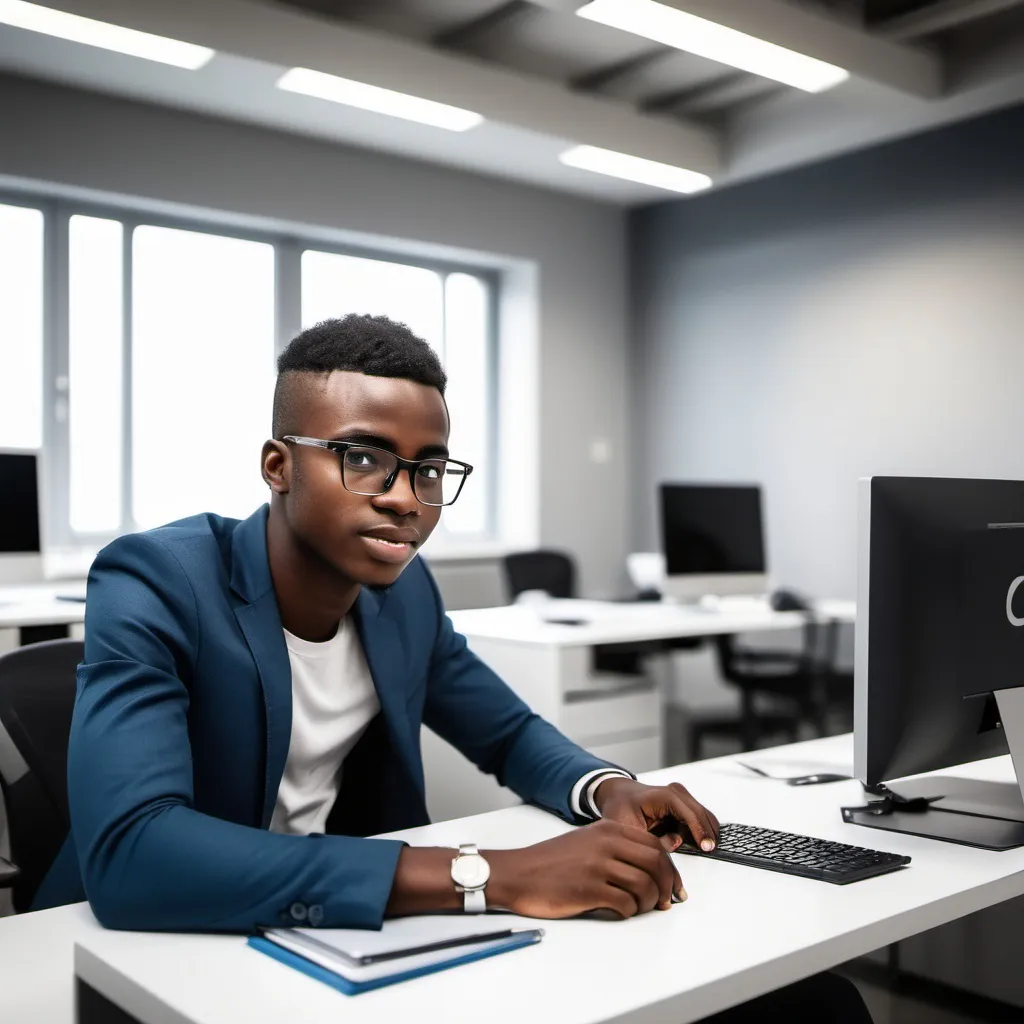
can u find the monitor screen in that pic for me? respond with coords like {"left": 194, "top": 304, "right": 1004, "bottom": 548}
{"left": 0, "top": 452, "right": 41, "bottom": 554}
{"left": 857, "top": 476, "right": 1024, "bottom": 785}
{"left": 660, "top": 484, "right": 766, "bottom": 576}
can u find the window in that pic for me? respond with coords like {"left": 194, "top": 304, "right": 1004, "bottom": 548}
{"left": 132, "top": 226, "right": 275, "bottom": 528}
{"left": 301, "top": 251, "right": 493, "bottom": 538}
{"left": 301, "top": 251, "right": 444, "bottom": 353}
{"left": 442, "top": 274, "right": 490, "bottom": 536}
{"left": 5, "top": 191, "right": 498, "bottom": 550}
{"left": 0, "top": 203, "right": 44, "bottom": 450}
{"left": 69, "top": 215, "right": 123, "bottom": 534}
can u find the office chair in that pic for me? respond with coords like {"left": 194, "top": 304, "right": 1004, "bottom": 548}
{"left": 690, "top": 594, "right": 847, "bottom": 757}
{"left": 0, "top": 639, "right": 82, "bottom": 912}
{"left": 503, "top": 550, "right": 576, "bottom": 602}
{"left": 501, "top": 551, "right": 651, "bottom": 676}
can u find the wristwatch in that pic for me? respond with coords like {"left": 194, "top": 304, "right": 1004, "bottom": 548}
{"left": 450, "top": 843, "right": 490, "bottom": 913}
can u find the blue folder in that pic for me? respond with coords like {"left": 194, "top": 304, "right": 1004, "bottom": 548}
{"left": 248, "top": 929, "right": 542, "bottom": 996}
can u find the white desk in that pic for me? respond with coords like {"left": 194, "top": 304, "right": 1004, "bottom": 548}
{"left": 0, "top": 590, "right": 855, "bottom": 822}
{"left": 3, "top": 735, "right": 1024, "bottom": 1024}
{"left": 0, "top": 591, "right": 852, "bottom": 645}
{"left": 428, "top": 599, "right": 855, "bottom": 820}
{"left": 0, "top": 582, "right": 86, "bottom": 628}
{"left": 451, "top": 597, "right": 854, "bottom": 649}
{"left": 0, "top": 582, "right": 87, "bottom": 655}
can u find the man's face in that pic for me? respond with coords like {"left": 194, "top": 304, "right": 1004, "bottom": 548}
{"left": 277, "top": 370, "right": 448, "bottom": 588}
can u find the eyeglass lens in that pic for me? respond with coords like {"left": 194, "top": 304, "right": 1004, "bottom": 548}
{"left": 340, "top": 447, "right": 468, "bottom": 506}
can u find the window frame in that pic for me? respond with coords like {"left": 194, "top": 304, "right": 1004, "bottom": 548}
{"left": 0, "top": 187, "right": 500, "bottom": 552}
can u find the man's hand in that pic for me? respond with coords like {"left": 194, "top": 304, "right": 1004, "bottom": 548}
{"left": 487, "top": 819, "right": 686, "bottom": 919}
{"left": 592, "top": 778, "right": 720, "bottom": 853}
{"left": 385, "top": 821, "right": 686, "bottom": 921}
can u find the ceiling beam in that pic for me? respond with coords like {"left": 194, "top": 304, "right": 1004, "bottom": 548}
{"left": 641, "top": 71, "right": 778, "bottom": 115}
{"left": 532, "top": 0, "right": 944, "bottom": 97}
{"left": 569, "top": 45, "right": 670, "bottom": 91}
{"left": 434, "top": 1, "right": 535, "bottom": 50}
{"left": 641, "top": 70, "right": 743, "bottom": 111}
{"left": 874, "top": 0, "right": 1024, "bottom": 41}
{"left": 40, "top": 0, "right": 723, "bottom": 174}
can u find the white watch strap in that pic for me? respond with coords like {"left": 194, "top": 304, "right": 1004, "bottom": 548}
{"left": 454, "top": 843, "right": 487, "bottom": 913}
{"left": 463, "top": 888, "right": 486, "bottom": 913}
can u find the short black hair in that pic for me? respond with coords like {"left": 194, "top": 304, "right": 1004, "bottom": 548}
{"left": 272, "top": 314, "right": 447, "bottom": 438}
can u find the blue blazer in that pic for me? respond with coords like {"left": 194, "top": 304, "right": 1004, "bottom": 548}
{"left": 34, "top": 506, "right": 615, "bottom": 931}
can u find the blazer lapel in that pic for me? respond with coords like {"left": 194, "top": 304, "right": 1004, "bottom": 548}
{"left": 229, "top": 507, "right": 293, "bottom": 829}
{"left": 352, "top": 588, "right": 424, "bottom": 794}
{"left": 235, "top": 597, "right": 292, "bottom": 828}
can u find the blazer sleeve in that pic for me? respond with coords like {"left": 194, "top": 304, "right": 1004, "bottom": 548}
{"left": 68, "top": 532, "right": 404, "bottom": 933}
{"left": 417, "top": 560, "right": 620, "bottom": 824}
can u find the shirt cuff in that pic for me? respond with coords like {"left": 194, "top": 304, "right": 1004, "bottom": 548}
{"left": 570, "top": 769, "right": 634, "bottom": 820}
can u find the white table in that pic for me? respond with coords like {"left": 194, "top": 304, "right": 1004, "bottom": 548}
{"left": 451, "top": 597, "right": 854, "bottom": 650}
{"left": 0, "top": 589, "right": 854, "bottom": 822}
{"left": 4, "top": 735, "right": 1024, "bottom": 1024}
{"left": 427, "top": 599, "right": 855, "bottom": 821}
{"left": 0, "top": 582, "right": 87, "bottom": 654}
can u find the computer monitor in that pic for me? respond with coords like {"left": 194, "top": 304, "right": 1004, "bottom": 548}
{"left": 854, "top": 476, "right": 1024, "bottom": 849}
{"left": 0, "top": 450, "right": 43, "bottom": 585}
{"left": 659, "top": 484, "right": 768, "bottom": 601}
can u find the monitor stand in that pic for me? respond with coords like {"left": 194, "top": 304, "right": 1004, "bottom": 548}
{"left": 847, "top": 687, "right": 1024, "bottom": 851}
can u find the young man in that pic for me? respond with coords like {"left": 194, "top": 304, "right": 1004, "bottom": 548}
{"left": 36, "top": 314, "right": 716, "bottom": 927}
{"left": 37, "top": 315, "right": 870, "bottom": 1023}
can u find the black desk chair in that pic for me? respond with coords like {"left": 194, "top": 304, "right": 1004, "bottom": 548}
{"left": 689, "top": 594, "right": 843, "bottom": 758}
{"left": 503, "top": 550, "right": 576, "bottom": 603}
{"left": 0, "top": 639, "right": 82, "bottom": 912}
{"left": 502, "top": 551, "right": 652, "bottom": 676}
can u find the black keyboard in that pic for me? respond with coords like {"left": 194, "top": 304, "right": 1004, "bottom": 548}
{"left": 679, "top": 822, "right": 911, "bottom": 884}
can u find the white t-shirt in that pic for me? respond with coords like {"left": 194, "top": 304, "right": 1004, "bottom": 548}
{"left": 269, "top": 617, "right": 381, "bottom": 835}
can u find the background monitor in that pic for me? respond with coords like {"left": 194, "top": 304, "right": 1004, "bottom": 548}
{"left": 659, "top": 484, "right": 768, "bottom": 601}
{"left": 854, "top": 476, "right": 1024, "bottom": 848}
{"left": 0, "top": 451, "right": 43, "bottom": 585}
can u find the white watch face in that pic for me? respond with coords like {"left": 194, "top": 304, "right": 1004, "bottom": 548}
{"left": 452, "top": 853, "right": 490, "bottom": 889}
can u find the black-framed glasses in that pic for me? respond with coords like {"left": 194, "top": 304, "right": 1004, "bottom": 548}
{"left": 282, "top": 436, "right": 473, "bottom": 507}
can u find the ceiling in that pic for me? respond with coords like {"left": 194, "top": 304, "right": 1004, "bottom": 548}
{"left": 3, "top": 0, "right": 1024, "bottom": 204}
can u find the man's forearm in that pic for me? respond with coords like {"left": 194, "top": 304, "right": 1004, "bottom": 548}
{"left": 385, "top": 847, "right": 521, "bottom": 916}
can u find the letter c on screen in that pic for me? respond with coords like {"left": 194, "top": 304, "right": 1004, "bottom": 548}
{"left": 1009, "top": 576, "right": 1024, "bottom": 627}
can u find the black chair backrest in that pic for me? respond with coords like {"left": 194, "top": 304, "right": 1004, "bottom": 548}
{"left": 715, "top": 593, "right": 823, "bottom": 686}
{"left": 503, "top": 550, "right": 577, "bottom": 601}
{"left": 0, "top": 639, "right": 82, "bottom": 911}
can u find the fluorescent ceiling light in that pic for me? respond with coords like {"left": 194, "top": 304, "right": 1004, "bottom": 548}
{"left": 0, "top": 0, "right": 214, "bottom": 69}
{"left": 576, "top": 0, "right": 849, "bottom": 93}
{"left": 559, "top": 145, "right": 712, "bottom": 194}
{"left": 277, "top": 68, "right": 484, "bottom": 132}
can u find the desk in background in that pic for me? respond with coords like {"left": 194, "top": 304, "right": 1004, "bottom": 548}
{"left": 427, "top": 598, "right": 855, "bottom": 820}
{"left": 0, "top": 586, "right": 854, "bottom": 823}
{"left": 2, "top": 735, "right": 1022, "bottom": 1024}
{"left": 0, "top": 582, "right": 87, "bottom": 653}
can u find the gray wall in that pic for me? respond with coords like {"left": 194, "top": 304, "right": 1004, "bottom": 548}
{"left": 631, "top": 99, "right": 1024, "bottom": 1007}
{"left": 0, "top": 73, "right": 630, "bottom": 603}
{"left": 631, "top": 101, "right": 1024, "bottom": 601}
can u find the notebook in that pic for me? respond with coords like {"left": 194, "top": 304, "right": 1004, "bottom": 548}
{"left": 250, "top": 916, "right": 544, "bottom": 995}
